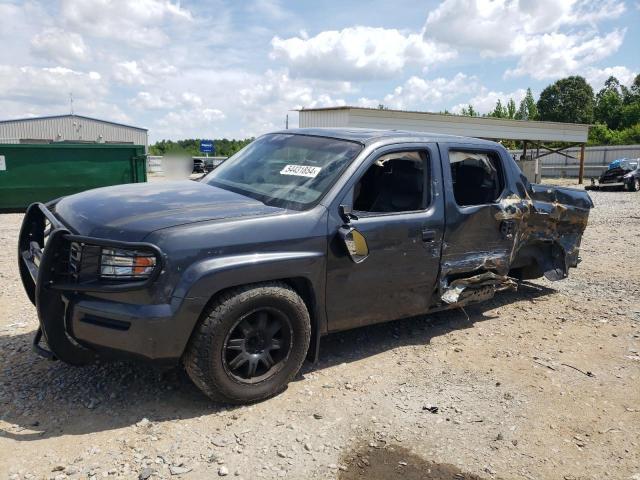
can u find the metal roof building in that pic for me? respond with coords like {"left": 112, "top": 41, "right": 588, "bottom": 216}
{"left": 297, "top": 106, "right": 591, "bottom": 182}
{"left": 298, "top": 106, "right": 589, "bottom": 143}
{"left": 0, "top": 114, "right": 148, "bottom": 149}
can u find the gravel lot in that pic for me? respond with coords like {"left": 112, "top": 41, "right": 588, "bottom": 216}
{"left": 1, "top": 182, "right": 639, "bottom": 480}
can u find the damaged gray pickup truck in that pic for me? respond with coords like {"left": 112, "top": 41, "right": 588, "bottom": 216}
{"left": 19, "top": 128, "right": 593, "bottom": 404}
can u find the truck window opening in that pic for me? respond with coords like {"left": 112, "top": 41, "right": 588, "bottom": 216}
{"left": 450, "top": 151, "right": 504, "bottom": 206}
{"left": 354, "top": 151, "right": 427, "bottom": 213}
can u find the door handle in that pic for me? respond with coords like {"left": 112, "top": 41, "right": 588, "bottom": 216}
{"left": 422, "top": 229, "right": 436, "bottom": 242}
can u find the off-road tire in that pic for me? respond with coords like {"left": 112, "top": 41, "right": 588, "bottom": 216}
{"left": 183, "top": 282, "right": 311, "bottom": 404}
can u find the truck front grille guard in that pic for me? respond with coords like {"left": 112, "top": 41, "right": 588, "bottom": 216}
{"left": 19, "top": 203, "right": 164, "bottom": 294}
{"left": 18, "top": 202, "right": 164, "bottom": 360}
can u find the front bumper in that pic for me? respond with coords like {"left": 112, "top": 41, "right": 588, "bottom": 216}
{"left": 18, "top": 203, "right": 200, "bottom": 363}
{"left": 586, "top": 180, "right": 626, "bottom": 190}
{"left": 600, "top": 181, "right": 626, "bottom": 188}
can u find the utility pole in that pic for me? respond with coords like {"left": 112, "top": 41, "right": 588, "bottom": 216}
{"left": 285, "top": 114, "right": 289, "bottom": 129}
{"left": 578, "top": 144, "right": 586, "bottom": 185}
{"left": 69, "top": 92, "right": 74, "bottom": 115}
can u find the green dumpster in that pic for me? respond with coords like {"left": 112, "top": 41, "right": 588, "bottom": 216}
{"left": 0, "top": 143, "right": 147, "bottom": 212}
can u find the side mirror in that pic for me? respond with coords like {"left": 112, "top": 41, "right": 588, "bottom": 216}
{"left": 338, "top": 226, "right": 369, "bottom": 263}
{"left": 339, "top": 204, "right": 358, "bottom": 223}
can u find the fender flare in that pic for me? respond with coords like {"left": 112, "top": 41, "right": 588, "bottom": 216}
{"left": 173, "top": 251, "right": 327, "bottom": 361}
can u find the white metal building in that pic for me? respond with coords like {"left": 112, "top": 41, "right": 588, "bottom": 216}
{"left": 298, "top": 106, "right": 592, "bottom": 182}
{"left": 298, "top": 106, "right": 589, "bottom": 143}
{"left": 0, "top": 114, "right": 148, "bottom": 148}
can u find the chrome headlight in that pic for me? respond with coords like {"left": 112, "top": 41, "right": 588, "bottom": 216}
{"left": 100, "top": 247, "right": 157, "bottom": 280}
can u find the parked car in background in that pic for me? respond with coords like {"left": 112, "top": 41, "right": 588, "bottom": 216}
{"left": 587, "top": 158, "right": 640, "bottom": 191}
{"left": 192, "top": 158, "right": 205, "bottom": 174}
{"left": 18, "top": 128, "right": 593, "bottom": 404}
{"left": 203, "top": 156, "right": 227, "bottom": 172}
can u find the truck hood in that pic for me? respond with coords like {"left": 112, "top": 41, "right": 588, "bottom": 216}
{"left": 53, "top": 180, "right": 284, "bottom": 241}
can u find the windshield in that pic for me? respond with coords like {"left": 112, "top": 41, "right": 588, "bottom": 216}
{"left": 203, "top": 133, "right": 363, "bottom": 209}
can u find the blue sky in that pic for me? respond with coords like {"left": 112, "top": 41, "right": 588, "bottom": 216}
{"left": 0, "top": 0, "right": 638, "bottom": 142}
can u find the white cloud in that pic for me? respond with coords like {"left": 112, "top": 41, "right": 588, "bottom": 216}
{"left": 424, "top": 0, "right": 627, "bottom": 80}
{"left": 0, "top": 65, "right": 107, "bottom": 104}
{"left": 505, "top": 29, "right": 626, "bottom": 80}
{"left": 112, "top": 60, "right": 177, "bottom": 86}
{"left": 584, "top": 66, "right": 638, "bottom": 90}
{"left": 146, "top": 68, "right": 353, "bottom": 139}
{"left": 270, "top": 26, "right": 456, "bottom": 80}
{"left": 30, "top": 28, "right": 90, "bottom": 65}
{"left": 424, "top": 0, "right": 625, "bottom": 55}
{"left": 353, "top": 73, "right": 482, "bottom": 111}
{"left": 238, "top": 70, "right": 348, "bottom": 112}
{"left": 381, "top": 73, "right": 482, "bottom": 110}
{"left": 153, "top": 107, "right": 226, "bottom": 139}
{"left": 61, "top": 0, "right": 193, "bottom": 47}
{"left": 451, "top": 88, "right": 527, "bottom": 115}
{"left": 157, "top": 108, "right": 226, "bottom": 127}
{"left": 130, "top": 91, "right": 203, "bottom": 110}
{"left": 113, "top": 62, "right": 144, "bottom": 85}
{"left": 0, "top": 65, "right": 123, "bottom": 123}
{"left": 355, "top": 97, "right": 383, "bottom": 108}
{"left": 0, "top": 2, "right": 53, "bottom": 65}
{"left": 130, "top": 91, "right": 174, "bottom": 110}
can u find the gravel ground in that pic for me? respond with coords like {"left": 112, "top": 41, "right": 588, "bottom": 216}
{"left": 1, "top": 181, "right": 639, "bottom": 480}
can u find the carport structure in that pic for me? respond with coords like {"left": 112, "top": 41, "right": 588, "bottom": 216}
{"left": 297, "top": 107, "right": 591, "bottom": 183}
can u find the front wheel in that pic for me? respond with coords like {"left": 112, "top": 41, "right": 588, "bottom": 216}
{"left": 183, "top": 282, "right": 311, "bottom": 404}
{"left": 627, "top": 178, "right": 640, "bottom": 192}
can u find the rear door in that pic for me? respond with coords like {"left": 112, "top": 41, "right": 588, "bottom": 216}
{"left": 438, "top": 143, "right": 518, "bottom": 285}
{"left": 325, "top": 143, "right": 445, "bottom": 332}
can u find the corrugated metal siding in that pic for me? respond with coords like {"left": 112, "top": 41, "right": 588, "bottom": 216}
{"left": 510, "top": 144, "right": 640, "bottom": 178}
{"left": 299, "top": 109, "right": 349, "bottom": 128}
{"left": 343, "top": 108, "right": 588, "bottom": 143}
{"left": 0, "top": 116, "right": 147, "bottom": 148}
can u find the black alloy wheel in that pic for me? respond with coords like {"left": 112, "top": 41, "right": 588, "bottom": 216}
{"left": 223, "top": 308, "right": 292, "bottom": 383}
{"left": 183, "top": 282, "right": 311, "bottom": 404}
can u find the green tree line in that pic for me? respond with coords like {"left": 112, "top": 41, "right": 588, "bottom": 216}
{"left": 457, "top": 74, "right": 640, "bottom": 145}
{"left": 149, "top": 138, "right": 254, "bottom": 157}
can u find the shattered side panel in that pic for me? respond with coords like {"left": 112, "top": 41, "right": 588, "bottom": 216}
{"left": 436, "top": 144, "right": 593, "bottom": 308}
{"left": 524, "top": 183, "right": 593, "bottom": 279}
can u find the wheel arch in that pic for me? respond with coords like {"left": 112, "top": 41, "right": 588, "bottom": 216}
{"left": 510, "top": 240, "right": 569, "bottom": 281}
{"left": 179, "top": 267, "right": 326, "bottom": 364}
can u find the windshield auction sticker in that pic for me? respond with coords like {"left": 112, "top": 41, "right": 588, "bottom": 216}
{"left": 280, "top": 164, "right": 321, "bottom": 178}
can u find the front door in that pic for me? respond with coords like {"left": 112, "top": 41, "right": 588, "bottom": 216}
{"left": 325, "top": 143, "right": 445, "bottom": 332}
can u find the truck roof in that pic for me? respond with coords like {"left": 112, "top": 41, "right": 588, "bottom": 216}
{"left": 273, "top": 127, "right": 499, "bottom": 147}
